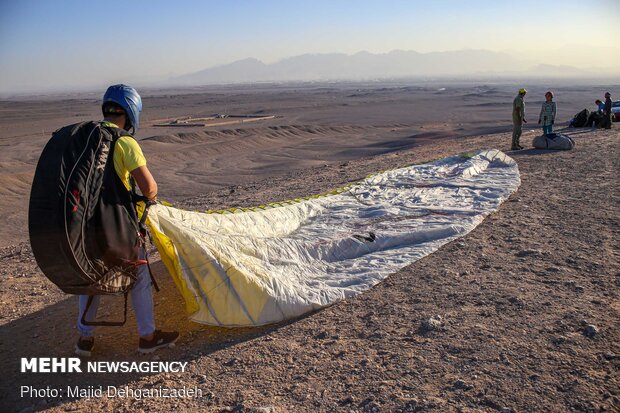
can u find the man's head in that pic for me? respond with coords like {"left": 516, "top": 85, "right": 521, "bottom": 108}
{"left": 102, "top": 102, "right": 129, "bottom": 130}
{"left": 545, "top": 91, "right": 553, "bottom": 100}
{"left": 595, "top": 99, "right": 603, "bottom": 105}
{"left": 102, "top": 84, "right": 142, "bottom": 133}
{"left": 518, "top": 88, "right": 527, "bottom": 96}
{"left": 605, "top": 92, "right": 611, "bottom": 99}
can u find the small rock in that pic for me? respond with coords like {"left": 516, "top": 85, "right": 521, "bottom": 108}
{"left": 403, "top": 398, "right": 418, "bottom": 409}
{"left": 340, "top": 395, "right": 355, "bottom": 405}
{"left": 255, "top": 406, "right": 276, "bottom": 413}
{"left": 315, "top": 331, "right": 329, "bottom": 340}
{"left": 359, "top": 397, "right": 380, "bottom": 410}
{"left": 224, "top": 358, "right": 238, "bottom": 366}
{"left": 508, "top": 296, "right": 524, "bottom": 306}
{"left": 368, "top": 330, "right": 385, "bottom": 339}
{"left": 552, "top": 336, "right": 566, "bottom": 346}
{"left": 584, "top": 324, "right": 599, "bottom": 338}
{"left": 453, "top": 379, "right": 473, "bottom": 390}
{"left": 575, "top": 285, "right": 585, "bottom": 293}
{"left": 502, "top": 408, "right": 512, "bottom": 413}
{"left": 516, "top": 249, "right": 541, "bottom": 257}
{"left": 421, "top": 315, "right": 443, "bottom": 332}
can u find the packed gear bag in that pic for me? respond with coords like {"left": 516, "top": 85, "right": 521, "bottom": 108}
{"left": 29, "top": 122, "right": 155, "bottom": 321}
{"left": 532, "top": 132, "right": 575, "bottom": 150}
{"left": 570, "top": 109, "right": 589, "bottom": 127}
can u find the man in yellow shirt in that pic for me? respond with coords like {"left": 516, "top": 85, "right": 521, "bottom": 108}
{"left": 76, "top": 85, "right": 179, "bottom": 356}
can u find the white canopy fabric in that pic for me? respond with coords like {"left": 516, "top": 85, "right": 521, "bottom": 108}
{"left": 148, "top": 149, "right": 520, "bottom": 326}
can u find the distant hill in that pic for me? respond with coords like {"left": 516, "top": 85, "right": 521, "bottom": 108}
{"left": 170, "top": 49, "right": 598, "bottom": 86}
{"left": 530, "top": 64, "right": 589, "bottom": 76}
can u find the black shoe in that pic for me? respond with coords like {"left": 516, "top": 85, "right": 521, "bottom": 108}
{"left": 138, "top": 330, "right": 179, "bottom": 354}
{"left": 518, "top": 145, "right": 524, "bottom": 149}
{"left": 75, "top": 336, "right": 95, "bottom": 357}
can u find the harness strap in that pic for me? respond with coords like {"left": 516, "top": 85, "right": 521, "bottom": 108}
{"left": 144, "top": 247, "right": 160, "bottom": 292}
{"left": 80, "top": 293, "right": 128, "bottom": 327}
{"left": 129, "top": 176, "right": 160, "bottom": 291}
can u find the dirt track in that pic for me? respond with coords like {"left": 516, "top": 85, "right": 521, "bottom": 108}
{"left": 0, "top": 127, "right": 618, "bottom": 412}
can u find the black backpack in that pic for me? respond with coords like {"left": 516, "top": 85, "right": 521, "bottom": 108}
{"left": 29, "top": 121, "right": 154, "bottom": 324}
{"left": 572, "top": 109, "right": 589, "bottom": 127}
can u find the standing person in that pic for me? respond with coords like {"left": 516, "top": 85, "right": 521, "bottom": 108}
{"left": 538, "top": 91, "right": 557, "bottom": 135}
{"left": 511, "top": 88, "right": 528, "bottom": 150}
{"left": 75, "top": 84, "right": 179, "bottom": 357}
{"left": 601, "top": 92, "right": 613, "bottom": 129}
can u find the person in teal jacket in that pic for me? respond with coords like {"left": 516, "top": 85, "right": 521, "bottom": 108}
{"left": 538, "top": 91, "right": 557, "bottom": 135}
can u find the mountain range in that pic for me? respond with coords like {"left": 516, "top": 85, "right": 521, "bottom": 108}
{"left": 170, "top": 49, "right": 600, "bottom": 86}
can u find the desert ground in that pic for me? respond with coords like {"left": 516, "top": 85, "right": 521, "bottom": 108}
{"left": 0, "top": 81, "right": 618, "bottom": 412}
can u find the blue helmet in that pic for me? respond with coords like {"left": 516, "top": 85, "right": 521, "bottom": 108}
{"left": 102, "top": 84, "right": 142, "bottom": 132}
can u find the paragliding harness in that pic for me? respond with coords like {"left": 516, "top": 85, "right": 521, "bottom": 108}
{"left": 28, "top": 121, "right": 159, "bottom": 327}
{"left": 80, "top": 192, "right": 160, "bottom": 327}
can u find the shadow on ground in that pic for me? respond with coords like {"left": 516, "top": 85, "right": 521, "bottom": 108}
{"left": 0, "top": 260, "right": 304, "bottom": 412}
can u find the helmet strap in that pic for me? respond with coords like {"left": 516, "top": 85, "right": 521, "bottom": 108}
{"left": 103, "top": 103, "right": 133, "bottom": 132}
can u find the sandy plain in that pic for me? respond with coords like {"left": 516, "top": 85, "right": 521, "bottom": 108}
{"left": 0, "top": 81, "right": 618, "bottom": 412}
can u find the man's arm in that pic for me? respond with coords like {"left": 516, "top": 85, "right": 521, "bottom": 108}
{"left": 131, "top": 165, "right": 158, "bottom": 200}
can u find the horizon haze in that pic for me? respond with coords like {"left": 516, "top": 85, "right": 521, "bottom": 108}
{"left": 1, "top": 0, "right": 619, "bottom": 94}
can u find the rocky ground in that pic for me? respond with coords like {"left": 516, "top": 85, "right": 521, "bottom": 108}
{"left": 0, "top": 128, "right": 618, "bottom": 412}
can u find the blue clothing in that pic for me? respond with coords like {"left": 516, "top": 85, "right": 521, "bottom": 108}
{"left": 597, "top": 102, "right": 605, "bottom": 112}
{"left": 77, "top": 248, "right": 155, "bottom": 337}
{"left": 542, "top": 124, "right": 553, "bottom": 135}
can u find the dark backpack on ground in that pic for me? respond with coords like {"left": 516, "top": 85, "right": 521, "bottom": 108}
{"left": 571, "top": 109, "right": 589, "bottom": 127}
{"left": 587, "top": 112, "right": 603, "bottom": 127}
{"left": 29, "top": 121, "right": 146, "bottom": 300}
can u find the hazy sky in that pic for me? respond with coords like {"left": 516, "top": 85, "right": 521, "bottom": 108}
{"left": 1, "top": 0, "right": 619, "bottom": 93}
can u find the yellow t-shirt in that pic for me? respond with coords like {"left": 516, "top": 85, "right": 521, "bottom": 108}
{"left": 102, "top": 121, "right": 147, "bottom": 190}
